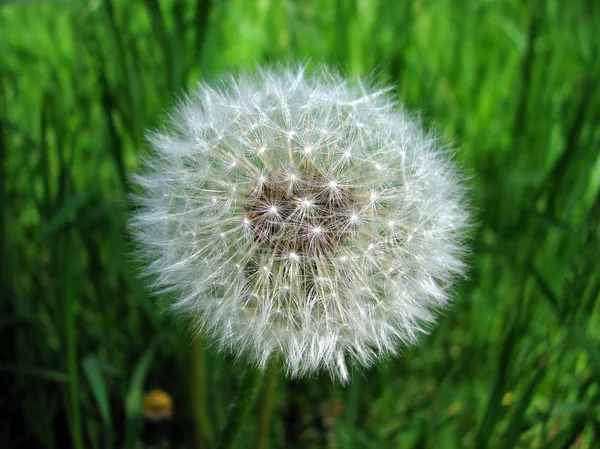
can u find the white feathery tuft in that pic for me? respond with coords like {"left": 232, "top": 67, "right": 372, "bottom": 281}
{"left": 131, "top": 65, "right": 470, "bottom": 382}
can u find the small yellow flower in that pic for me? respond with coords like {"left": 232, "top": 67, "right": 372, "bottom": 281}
{"left": 143, "top": 389, "right": 173, "bottom": 421}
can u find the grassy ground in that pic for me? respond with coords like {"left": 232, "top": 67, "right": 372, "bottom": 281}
{"left": 1, "top": 0, "right": 599, "bottom": 448}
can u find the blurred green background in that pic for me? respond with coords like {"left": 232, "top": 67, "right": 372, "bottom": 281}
{"left": 1, "top": 0, "right": 599, "bottom": 448}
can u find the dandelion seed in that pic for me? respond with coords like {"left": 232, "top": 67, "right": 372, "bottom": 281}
{"left": 131, "top": 65, "right": 470, "bottom": 382}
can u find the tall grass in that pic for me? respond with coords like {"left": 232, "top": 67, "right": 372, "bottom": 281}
{"left": 1, "top": 0, "right": 599, "bottom": 448}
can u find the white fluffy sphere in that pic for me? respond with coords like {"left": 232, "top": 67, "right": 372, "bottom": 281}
{"left": 131, "top": 66, "right": 470, "bottom": 381}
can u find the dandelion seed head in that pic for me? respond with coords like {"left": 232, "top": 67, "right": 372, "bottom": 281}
{"left": 131, "top": 65, "right": 470, "bottom": 381}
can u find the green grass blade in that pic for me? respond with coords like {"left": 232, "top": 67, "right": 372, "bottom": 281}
{"left": 124, "top": 341, "right": 157, "bottom": 449}
{"left": 82, "top": 355, "right": 113, "bottom": 447}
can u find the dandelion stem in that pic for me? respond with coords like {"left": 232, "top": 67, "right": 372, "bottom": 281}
{"left": 192, "top": 336, "right": 212, "bottom": 448}
{"left": 255, "top": 360, "right": 278, "bottom": 449}
{"left": 216, "top": 367, "right": 263, "bottom": 449}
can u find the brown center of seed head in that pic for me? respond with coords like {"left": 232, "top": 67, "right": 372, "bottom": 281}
{"left": 245, "top": 166, "right": 356, "bottom": 255}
